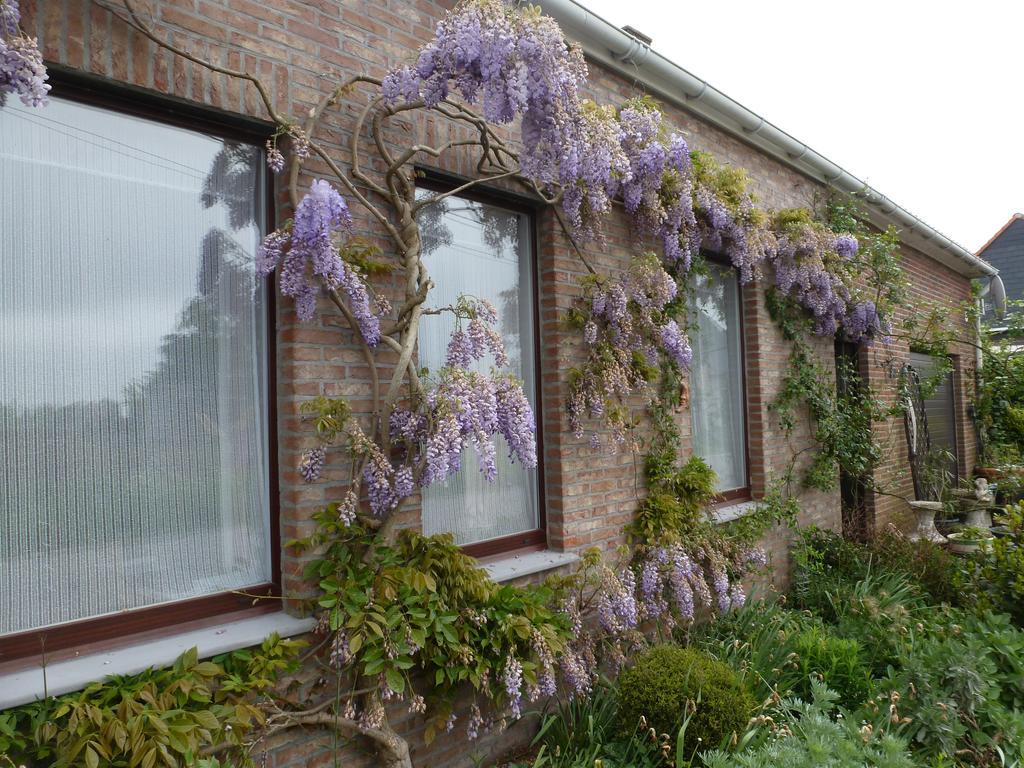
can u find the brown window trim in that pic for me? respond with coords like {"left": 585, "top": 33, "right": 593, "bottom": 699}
{"left": 416, "top": 171, "right": 548, "bottom": 560}
{"left": 693, "top": 253, "right": 752, "bottom": 499}
{"left": 0, "top": 74, "right": 281, "bottom": 665}
{"left": 713, "top": 487, "right": 753, "bottom": 506}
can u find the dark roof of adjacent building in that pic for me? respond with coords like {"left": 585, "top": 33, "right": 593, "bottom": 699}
{"left": 978, "top": 214, "right": 1024, "bottom": 313}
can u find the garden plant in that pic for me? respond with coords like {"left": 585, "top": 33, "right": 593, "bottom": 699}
{"left": 2, "top": 0, "right": 1020, "bottom": 767}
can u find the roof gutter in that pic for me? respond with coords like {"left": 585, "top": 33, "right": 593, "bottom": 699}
{"left": 538, "top": 0, "right": 998, "bottom": 279}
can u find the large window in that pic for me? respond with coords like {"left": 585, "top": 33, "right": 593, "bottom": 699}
{"left": 689, "top": 263, "right": 748, "bottom": 495}
{"left": 417, "top": 189, "right": 543, "bottom": 552}
{"left": 0, "top": 94, "right": 272, "bottom": 647}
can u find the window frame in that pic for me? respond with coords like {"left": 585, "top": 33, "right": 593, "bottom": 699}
{"left": 0, "top": 74, "right": 281, "bottom": 663}
{"left": 691, "top": 253, "right": 752, "bottom": 503}
{"left": 416, "top": 172, "right": 548, "bottom": 559}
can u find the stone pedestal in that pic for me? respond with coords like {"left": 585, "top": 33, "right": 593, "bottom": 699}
{"left": 907, "top": 500, "right": 947, "bottom": 543}
{"left": 962, "top": 501, "right": 992, "bottom": 530}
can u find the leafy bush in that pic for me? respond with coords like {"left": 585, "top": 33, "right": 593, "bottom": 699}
{"left": 616, "top": 645, "right": 754, "bottom": 760}
{"left": 693, "top": 598, "right": 808, "bottom": 704}
{"left": 955, "top": 502, "right": 1024, "bottom": 626}
{"left": 696, "top": 599, "right": 870, "bottom": 711}
{"left": 792, "top": 527, "right": 959, "bottom": 615}
{"left": 789, "top": 626, "right": 871, "bottom": 710}
{"left": 0, "top": 636, "right": 303, "bottom": 768}
{"left": 630, "top": 454, "right": 718, "bottom": 542}
{"left": 518, "top": 680, "right": 662, "bottom": 768}
{"left": 701, "top": 683, "right": 917, "bottom": 768}
{"left": 869, "top": 529, "right": 961, "bottom": 606}
{"left": 824, "top": 570, "right": 926, "bottom": 676}
{"left": 876, "top": 607, "right": 1024, "bottom": 764}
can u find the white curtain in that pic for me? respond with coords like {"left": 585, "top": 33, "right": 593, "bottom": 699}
{"left": 689, "top": 264, "right": 747, "bottom": 492}
{"left": 417, "top": 193, "right": 540, "bottom": 545}
{"left": 0, "top": 97, "right": 271, "bottom": 635}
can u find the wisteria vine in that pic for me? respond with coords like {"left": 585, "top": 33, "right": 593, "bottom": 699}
{"left": 10, "top": 0, "right": 909, "bottom": 765}
{"left": 0, "top": 0, "right": 49, "bottom": 107}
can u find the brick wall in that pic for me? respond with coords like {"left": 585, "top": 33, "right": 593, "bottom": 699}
{"left": 22, "top": 0, "right": 979, "bottom": 764}
{"left": 864, "top": 245, "right": 978, "bottom": 532}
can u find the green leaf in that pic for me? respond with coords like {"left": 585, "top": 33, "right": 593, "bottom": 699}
{"left": 385, "top": 668, "right": 405, "bottom": 695}
{"left": 348, "top": 633, "right": 363, "bottom": 655}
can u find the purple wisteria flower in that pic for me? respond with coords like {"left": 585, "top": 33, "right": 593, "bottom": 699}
{"left": 618, "top": 102, "right": 698, "bottom": 266}
{"left": 844, "top": 300, "right": 881, "bottom": 343}
{"left": 0, "top": 0, "right": 19, "bottom": 37}
{"left": 0, "top": 21, "right": 50, "bottom": 107}
{"left": 257, "top": 180, "right": 381, "bottom": 344}
{"left": 368, "top": 366, "right": 537, "bottom": 509}
{"left": 596, "top": 567, "right": 638, "bottom": 634}
{"left": 363, "top": 446, "right": 398, "bottom": 516}
{"left": 382, "top": 0, "right": 587, "bottom": 191}
{"left": 659, "top": 319, "right": 693, "bottom": 369}
{"left": 768, "top": 222, "right": 860, "bottom": 339}
{"left": 299, "top": 446, "right": 326, "bottom": 483}
{"left": 531, "top": 629, "right": 557, "bottom": 699}
{"left": 466, "top": 704, "right": 484, "bottom": 740}
{"left": 445, "top": 299, "right": 508, "bottom": 368}
{"left": 569, "top": 254, "right": 688, "bottom": 441}
{"left": 265, "top": 140, "right": 285, "bottom": 174}
{"left": 835, "top": 233, "right": 859, "bottom": 259}
{"left": 502, "top": 656, "right": 524, "bottom": 719}
{"left": 560, "top": 641, "right": 595, "bottom": 698}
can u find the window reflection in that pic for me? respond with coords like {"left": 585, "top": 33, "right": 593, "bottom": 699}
{"left": 416, "top": 191, "right": 540, "bottom": 545}
{"left": 689, "top": 263, "right": 748, "bottom": 492}
{"left": 0, "top": 97, "right": 271, "bottom": 634}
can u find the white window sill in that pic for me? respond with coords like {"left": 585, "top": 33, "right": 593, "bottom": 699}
{"left": 481, "top": 549, "right": 580, "bottom": 582}
{"left": 0, "top": 612, "right": 316, "bottom": 710}
{"left": 709, "top": 500, "right": 758, "bottom": 525}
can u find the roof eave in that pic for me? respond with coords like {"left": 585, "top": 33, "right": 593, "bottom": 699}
{"left": 539, "top": 0, "right": 998, "bottom": 279}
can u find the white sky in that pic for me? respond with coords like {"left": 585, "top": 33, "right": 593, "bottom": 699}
{"left": 578, "top": 0, "right": 1023, "bottom": 253}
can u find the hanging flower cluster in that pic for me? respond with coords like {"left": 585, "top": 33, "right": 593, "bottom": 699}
{"left": 382, "top": 0, "right": 699, "bottom": 260}
{"left": 257, "top": 180, "right": 382, "bottom": 341}
{"left": 445, "top": 297, "right": 508, "bottom": 368}
{"left": 311, "top": 298, "right": 536, "bottom": 517}
{"left": 618, "top": 99, "right": 698, "bottom": 268}
{"left": 382, "top": 0, "right": 587, "bottom": 186}
{"left": 0, "top": 0, "right": 49, "bottom": 107}
{"left": 766, "top": 209, "right": 883, "bottom": 341}
{"left": 566, "top": 253, "right": 689, "bottom": 445}
{"left": 552, "top": 540, "right": 766, "bottom": 700}
{"left": 689, "top": 151, "right": 773, "bottom": 284}
{"left": 634, "top": 543, "right": 765, "bottom": 625}
{"left": 558, "top": 101, "right": 631, "bottom": 241}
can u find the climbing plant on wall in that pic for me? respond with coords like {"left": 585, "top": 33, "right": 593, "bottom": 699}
{"left": 0, "top": 0, "right": 973, "bottom": 766}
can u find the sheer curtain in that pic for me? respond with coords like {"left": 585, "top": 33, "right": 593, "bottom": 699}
{"left": 417, "top": 192, "right": 540, "bottom": 545}
{"left": 689, "top": 264, "right": 747, "bottom": 492}
{"left": 0, "top": 97, "right": 271, "bottom": 635}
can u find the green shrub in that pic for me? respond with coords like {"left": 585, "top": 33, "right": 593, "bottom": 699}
{"left": 790, "top": 528, "right": 870, "bottom": 619}
{"left": 0, "top": 636, "right": 303, "bottom": 768}
{"left": 616, "top": 645, "right": 754, "bottom": 760}
{"left": 870, "top": 529, "right": 961, "bottom": 606}
{"left": 695, "top": 598, "right": 871, "bottom": 710}
{"left": 955, "top": 502, "right": 1024, "bottom": 626}
{"left": 790, "top": 626, "right": 871, "bottom": 709}
{"left": 693, "top": 598, "right": 809, "bottom": 704}
{"left": 523, "top": 679, "right": 661, "bottom": 768}
{"left": 701, "top": 683, "right": 917, "bottom": 768}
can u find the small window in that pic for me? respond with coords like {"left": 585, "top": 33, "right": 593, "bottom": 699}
{"left": 0, "top": 95, "right": 273, "bottom": 644}
{"left": 417, "top": 189, "right": 543, "bottom": 551}
{"left": 689, "top": 263, "right": 748, "bottom": 494}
